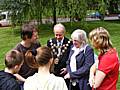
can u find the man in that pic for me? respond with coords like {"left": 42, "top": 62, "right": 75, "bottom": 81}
{"left": 14, "top": 23, "right": 41, "bottom": 82}
{"left": 0, "top": 50, "right": 24, "bottom": 90}
{"left": 47, "top": 23, "right": 72, "bottom": 77}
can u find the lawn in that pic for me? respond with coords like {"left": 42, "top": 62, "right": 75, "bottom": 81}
{"left": 0, "top": 21, "right": 120, "bottom": 89}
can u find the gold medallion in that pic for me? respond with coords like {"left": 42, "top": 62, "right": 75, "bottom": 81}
{"left": 54, "top": 58, "right": 59, "bottom": 64}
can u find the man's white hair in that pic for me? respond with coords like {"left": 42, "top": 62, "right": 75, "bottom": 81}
{"left": 54, "top": 23, "right": 65, "bottom": 32}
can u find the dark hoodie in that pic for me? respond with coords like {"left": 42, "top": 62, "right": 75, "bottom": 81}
{"left": 0, "top": 70, "right": 20, "bottom": 90}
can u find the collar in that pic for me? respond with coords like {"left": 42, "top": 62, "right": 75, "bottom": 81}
{"left": 57, "top": 37, "right": 64, "bottom": 44}
{"left": 72, "top": 44, "right": 88, "bottom": 52}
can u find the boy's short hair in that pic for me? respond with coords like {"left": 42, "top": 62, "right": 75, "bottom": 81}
{"left": 5, "top": 50, "right": 24, "bottom": 69}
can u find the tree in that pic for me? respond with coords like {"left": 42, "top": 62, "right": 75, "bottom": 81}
{"left": 1, "top": 0, "right": 88, "bottom": 26}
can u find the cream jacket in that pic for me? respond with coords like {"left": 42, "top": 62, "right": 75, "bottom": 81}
{"left": 24, "top": 73, "right": 68, "bottom": 90}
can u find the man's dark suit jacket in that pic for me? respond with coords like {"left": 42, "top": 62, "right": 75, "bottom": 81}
{"left": 47, "top": 37, "right": 72, "bottom": 77}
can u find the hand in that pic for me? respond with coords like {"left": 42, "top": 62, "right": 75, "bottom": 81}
{"left": 64, "top": 73, "right": 70, "bottom": 79}
{"left": 60, "top": 68, "right": 67, "bottom": 75}
{"left": 14, "top": 74, "right": 26, "bottom": 82}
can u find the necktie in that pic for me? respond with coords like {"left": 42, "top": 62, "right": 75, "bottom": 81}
{"left": 58, "top": 41, "right": 61, "bottom": 46}
{"left": 58, "top": 41, "right": 61, "bottom": 57}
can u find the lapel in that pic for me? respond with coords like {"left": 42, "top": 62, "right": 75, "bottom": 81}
{"left": 68, "top": 46, "right": 74, "bottom": 60}
{"left": 62, "top": 37, "right": 68, "bottom": 45}
{"left": 76, "top": 50, "right": 85, "bottom": 67}
{"left": 52, "top": 38, "right": 57, "bottom": 45}
{"left": 51, "top": 38, "right": 58, "bottom": 54}
{"left": 51, "top": 37, "right": 69, "bottom": 55}
{"left": 69, "top": 46, "right": 85, "bottom": 61}
{"left": 61, "top": 37, "right": 68, "bottom": 50}
{"left": 76, "top": 50, "right": 84, "bottom": 56}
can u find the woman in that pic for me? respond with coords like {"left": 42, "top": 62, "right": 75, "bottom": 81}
{"left": 24, "top": 46, "right": 68, "bottom": 90}
{"left": 89, "top": 27, "right": 119, "bottom": 90}
{"left": 64, "top": 29, "right": 94, "bottom": 90}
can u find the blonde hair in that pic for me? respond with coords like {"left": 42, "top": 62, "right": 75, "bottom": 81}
{"left": 89, "top": 27, "right": 113, "bottom": 54}
{"left": 71, "top": 29, "right": 87, "bottom": 45}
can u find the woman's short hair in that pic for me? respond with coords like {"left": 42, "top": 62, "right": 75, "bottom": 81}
{"left": 89, "top": 27, "right": 113, "bottom": 53}
{"left": 71, "top": 29, "right": 87, "bottom": 44}
{"left": 5, "top": 50, "right": 24, "bottom": 69}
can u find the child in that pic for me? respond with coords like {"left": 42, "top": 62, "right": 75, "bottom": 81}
{"left": 0, "top": 50, "right": 24, "bottom": 90}
{"left": 24, "top": 46, "right": 68, "bottom": 90}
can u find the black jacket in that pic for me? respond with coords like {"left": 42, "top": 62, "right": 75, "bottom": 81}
{"left": 0, "top": 70, "right": 20, "bottom": 90}
{"left": 47, "top": 37, "right": 72, "bottom": 76}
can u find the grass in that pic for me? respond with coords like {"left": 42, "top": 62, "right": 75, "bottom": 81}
{"left": 0, "top": 21, "right": 120, "bottom": 89}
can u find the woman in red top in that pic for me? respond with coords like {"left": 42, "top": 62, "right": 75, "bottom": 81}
{"left": 89, "top": 27, "right": 119, "bottom": 90}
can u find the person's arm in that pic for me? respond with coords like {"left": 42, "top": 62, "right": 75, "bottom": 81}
{"left": 89, "top": 63, "right": 106, "bottom": 88}
{"left": 94, "top": 70, "right": 106, "bottom": 88}
{"left": 9, "top": 83, "right": 21, "bottom": 90}
{"left": 89, "top": 59, "right": 106, "bottom": 88}
{"left": 14, "top": 74, "right": 26, "bottom": 82}
{"left": 90, "top": 63, "right": 96, "bottom": 74}
{"left": 89, "top": 63, "right": 97, "bottom": 87}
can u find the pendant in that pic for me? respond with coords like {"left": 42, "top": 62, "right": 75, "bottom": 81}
{"left": 54, "top": 58, "right": 59, "bottom": 64}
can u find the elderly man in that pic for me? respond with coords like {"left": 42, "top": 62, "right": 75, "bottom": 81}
{"left": 47, "top": 23, "right": 72, "bottom": 77}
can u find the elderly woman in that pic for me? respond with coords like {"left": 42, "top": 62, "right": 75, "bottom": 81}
{"left": 89, "top": 27, "right": 119, "bottom": 90}
{"left": 64, "top": 29, "right": 94, "bottom": 90}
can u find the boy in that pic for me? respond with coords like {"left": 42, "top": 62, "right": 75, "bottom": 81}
{"left": 0, "top": 50, "right": 23, "bottom": 90}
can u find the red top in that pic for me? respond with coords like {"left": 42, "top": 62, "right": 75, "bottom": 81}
{"left": 97, "top": 48, "right": 119, "bottom": 90}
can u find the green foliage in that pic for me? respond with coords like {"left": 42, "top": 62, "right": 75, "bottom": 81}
{"left": 0, "top": 0, "right": 120, "bottom": 26}
{"left": 1, "top": 0, "right": 88, "bottom": 26}
{"left": 87, "top": 0, "right": 119, "bottom": 14}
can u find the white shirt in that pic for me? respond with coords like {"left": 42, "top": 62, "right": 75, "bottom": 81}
{"left": 57, "top": 38, "right": 64, "bottom": 46}
{"left": 70, "top": 44, "right": 88, "bottom": 72}
{"left": 57, "top": 38, "right": 64, "bottom": 57}
{"left": 24, "top": 73, "right": 68, "bottom": 90}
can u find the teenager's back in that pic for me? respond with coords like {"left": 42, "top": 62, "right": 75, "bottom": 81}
{"left": 24, "top": 73, "right": 68, "bottom": 90}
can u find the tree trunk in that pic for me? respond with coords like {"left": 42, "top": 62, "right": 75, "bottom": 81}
{"left": 52, "top": 0, "right": 56, "bottom": 26}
